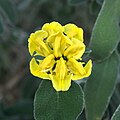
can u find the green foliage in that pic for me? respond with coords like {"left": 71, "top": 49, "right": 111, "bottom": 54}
{"left": 0, "top": 0, "right": 16, "bottom": 23}
{"left": 34, "top": 81, "right": 84, "bottom": 120}
{"left": 96, "top": 0, "right": 104, "bottom": 5}
{"left": 85, "top": 53, "right": 119, "bottom": 120}
{"left": 68, "top": 0, "right": 86, "bottom": 5}
{"left": 90, "top": 0, "right": 120, "bottom": 61}
{"left": 0, "top": 0, "right": 120, "bottom": 120}
{"left": 111, "top": 104, "right": 120, "bottom": 120}
{"left": 117, "top": 42, "right": 120, "bottom": 54}
{"left": 108, "top": 83, "right": 120, "bottom": 119}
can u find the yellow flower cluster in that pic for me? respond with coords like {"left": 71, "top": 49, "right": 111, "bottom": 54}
{"left": 28, "top": 22, "right": 92, "bottom": 91}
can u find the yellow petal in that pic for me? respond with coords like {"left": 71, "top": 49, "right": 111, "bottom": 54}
{"left": 28, "top": 30, "right": 51, "bottom": 56}
{"left": 84, "top": 59, "right": 92, "bottom": 77}
{"left": 64, "top": 24, "right": 78, "bottom": 38}
{"left": 35, "top": 31, "right": 51, "bottom": 56}
{"left": 64, "top": 42, "right": 85, "bottom": 59}
{"left": 75, "top": 28, "right": 84, "bottom": 42}
{"left": 38, "top": 38, "right": 51, "bottom": 56}
{"left": 42, "top": 21, "right": 64, "bottom": 36}
{"left": 49, "top": 58, "right": 72, "bottom": 91}
{"left": 60, "top": 34, "right": 73, "bottom": 54}
{"left": 28, "top": 33, "right": 41, "bottom": 56}
{"left": 47, "top": 33, "right": 62, "bottom": 58}
{"left": 64, "top": 24, "right": 84, "bottom": 41}
{"left": 28, "top": 37, "right": 44, "bottom": 56}
{"left": 67, "top": 58, "right": 86, "bottom": 75}
{"left": 28, "top": 30, "right": 48, "bottom": 43}
{"left": 55, "top": 58, "right": 66, "bottom": 80}
{"left": 47, "top": 32, "right": 72, "bottom": 58}
{"left": 54, "top": 36, "right": 62, "bottom": 58}
{"left": 71, "top": 37, "right": 82, "bottom": 44}
{"left": 39, "top": 54, "right": 55, "bottom": 72}
{"left": 30, "top": 58, "right": 49, "bottom": 79}
{"left": 49, "top": 73, "right": 72, "bottom": 91}
{"left": 61, "top": 73, "right": 72, "bottom": 91}
{"left": 46, "top": 32, "right": 58, "bottom": 50}
{"left": 72, "top": 60, "right": 92, "bottom": 80}
{"left": 34, "top": 30, "right": 48, "bottom": 39}
{"left": 49, "top": 74, "right": 61, "bottom": 91}
{"left": 62, "top": 34, "right": 73, "bottom": 45}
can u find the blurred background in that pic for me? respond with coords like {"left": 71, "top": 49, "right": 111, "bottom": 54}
{"left": 0, "top": 0, "right": 120, "bottom": 120}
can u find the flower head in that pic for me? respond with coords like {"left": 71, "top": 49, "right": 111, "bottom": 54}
{"left": 28, "top": 21, "right": 92, "bottom": 91}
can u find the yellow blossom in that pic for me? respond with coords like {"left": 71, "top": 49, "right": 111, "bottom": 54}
{"left": 28, "top": 21, "right": 92, "bottom": 91}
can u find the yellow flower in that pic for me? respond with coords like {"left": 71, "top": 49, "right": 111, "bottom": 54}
{"left": 28, "top": 21, "right": 92, "bottom": 91}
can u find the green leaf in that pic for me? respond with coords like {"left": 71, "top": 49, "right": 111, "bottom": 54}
{"left": 90, "top": 0, "right": 120, "bottom": 61}
{"left": 85, "top": 53, "right": 119, "bottom": 120}
{"left": 34, "top": 80, "right": 84, "bottom": 120}
{"left": 117, "top": 42, "right": 120, "bottom": 54}
{"left": 68, "top": 0, "right": 86, "bottom": 5}
{"left": 111, "top": 104, "right": 120, "bottom": 120}
{"left": 77, "top": 110, "right": 86, "bottom": 120}
{"left": 110, "top": 84, "right": 120, "bottom": 116}
{"left": 0, "top": 0, "right": 16, "bottom": 23}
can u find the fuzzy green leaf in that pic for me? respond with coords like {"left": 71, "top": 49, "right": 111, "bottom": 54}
{"left": 117, "top": 42, "right": 120, "bottom": 54}
{"left": 111, "top": 104, "right": 120, "bottom": 120}
{"left": 90, "top": 0, "right": 120, "bottom": 61}
{"left": 85, "top": 53, "right": 119, "bottom": 120}
{"left": 34, "top": 80, "right": 84, "bottom": 120}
